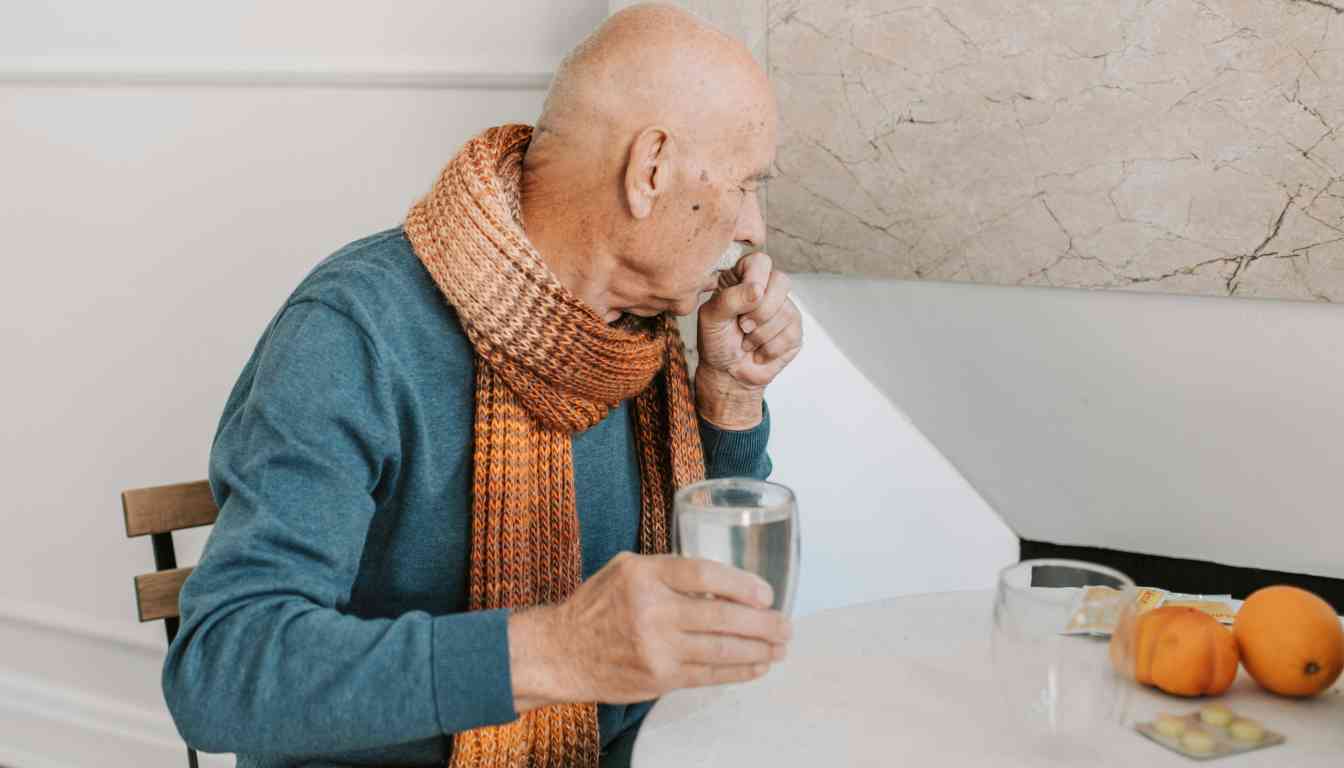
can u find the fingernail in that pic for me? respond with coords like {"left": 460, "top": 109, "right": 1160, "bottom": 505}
{"left": 754, "top": 663, "right": 769, "bottom": 676}
{"left": 739, "top": 318, "right": 756, "bottom": 334}
{"left": 757, "top": 581, "right": 774, "bottom": 606}
{"left": 773, "top": 644, "right": 788, "bottom": 661}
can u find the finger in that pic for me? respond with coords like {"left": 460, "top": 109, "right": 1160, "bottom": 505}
{"left": 703, "top": 252, "right": 773, "bottom": 325}
{"left": 680, "top": 662, "right": 770, "bottom": 689}
{"left": 751, "top": 322, "right": 803, "bottom": 363}
{"left": 733, "top": 251, "right": 773, "bottom": 298}
{"left": 699, "top": 280, "right": 764, "bottom": 325}
{"left": 735, "top": 345, "right": 802, "bottom": 388}
{"left": 738, "top": 272, "right": 791, "bottom": 335}
{"left": 742, "top": 301, "right": 797, "bottom": 353}
{"left": 659, "top": 557, "right": 774, "bottom": 608}
{"left": 678, "top": 632, "right": 779, "bottom": 665}
{"left": 678, "top": 597, "right": 793, "bottom": 644}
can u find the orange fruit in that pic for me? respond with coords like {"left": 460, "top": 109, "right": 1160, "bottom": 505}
{"left": 1111, "top": 605, "right": 1239, "bottom": 697}
{"left": 1234, "top": 585, "right": 1344, "bottom": 697}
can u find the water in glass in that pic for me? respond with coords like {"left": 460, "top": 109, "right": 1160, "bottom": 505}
{"left": 674, "top": 478, "right": 799, "bottom": 615}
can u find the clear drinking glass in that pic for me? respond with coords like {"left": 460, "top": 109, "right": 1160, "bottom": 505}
{"left": 673, "top": 478, "right": 800, "bottom": 615}
{"left": 991, "top": 559, "right": 1136, "bottom": 742}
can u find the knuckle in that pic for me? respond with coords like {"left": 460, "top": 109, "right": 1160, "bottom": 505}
{"left": 690, "top": 559, "right": 716, "bottom": 590}
{"left": 627, "top": 593, "right": 651, "bottom": 628}
{"left": 710, "top": 634, "right": 730, "bottom": 661}
{"left": 631, "top": 612, "right": 666, "bottom": 657}
{"left": 645, "top": 653, "right": 677, "bottom": 688}
{"left": 618, "top": 562, "right": 646, "bottom": 592}
{"left": 637, "top": 589, "right": 663, "bottom": 624}
{"left": 625, "top": 582, "right": 658, "bottom": 621}
{"left": 754, "top": 610, "right": 779, "bottom": 640}
{"left": 742, "top": 639, "right": 768, "bottom": 664}
{"left": 710, "top": 600, "right": 735, "bottom": 629}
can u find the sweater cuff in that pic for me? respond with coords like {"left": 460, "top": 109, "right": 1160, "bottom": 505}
{"left": 431, "top": 608, "right": 518, "bottom": 734}
{"left": 699, "top": 400, "right": 772, "bottom": 480}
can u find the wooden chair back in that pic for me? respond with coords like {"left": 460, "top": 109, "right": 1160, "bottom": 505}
{"left": 122, "top": 479, "right": 219, "bottom": 768}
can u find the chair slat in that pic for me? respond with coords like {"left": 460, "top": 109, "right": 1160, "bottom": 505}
{"left": 122, "top": 480, "right": 218, "bottom": 537}
{"left": 134, "top": 567, "right": 194, "bottom": 622}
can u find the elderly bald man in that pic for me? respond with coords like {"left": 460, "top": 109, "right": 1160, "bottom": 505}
{"left": 162, "top": 5, "right": 801, "bottom": 767}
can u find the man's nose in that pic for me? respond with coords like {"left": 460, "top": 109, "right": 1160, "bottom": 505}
{"left": 736, "top": 190, "right": 766, "bottom": 249}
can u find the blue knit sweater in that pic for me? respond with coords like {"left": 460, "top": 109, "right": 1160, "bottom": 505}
{"left": 161, "top": 228, "right": 772, "bottom": 767}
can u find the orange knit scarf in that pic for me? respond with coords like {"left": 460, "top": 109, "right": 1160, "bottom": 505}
{"left": 405, "top": 124, "right": 706, "bottom": 768}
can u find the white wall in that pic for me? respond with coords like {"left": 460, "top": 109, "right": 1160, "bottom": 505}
{"left": 0, "top": 3, "right": 610, "bottom": 766}
{"left": 755, "top": 303, "right": 1017, "bottom": 616}
{"left": 796, "top": 276, "right": 1344, "bottom": 581}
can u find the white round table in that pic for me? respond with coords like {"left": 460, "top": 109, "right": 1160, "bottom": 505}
{"left": 632, "top": 590, "right": 1344, "bottom": 767}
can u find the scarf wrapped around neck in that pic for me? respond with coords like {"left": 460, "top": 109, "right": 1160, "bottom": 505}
{"left": 405, "top": 124, "right": 706, "bottom": 768}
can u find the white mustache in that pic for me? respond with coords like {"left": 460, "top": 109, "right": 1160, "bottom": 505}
{"left": 713, "top": 242, "right": 748, "bottom": 274}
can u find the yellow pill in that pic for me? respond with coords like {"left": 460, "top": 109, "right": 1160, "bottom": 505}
{"left": 1200, "top": 704, "right": 1233, "bottom": 727}
{"left": 1229, "top": 719, "right": 1264, "bottom": 744}
{"left": 1181, "top": 730, "right": 1216, "bottom": 755}
{"left": 1154, "top": 715, "right": 1186, "bottom": 737}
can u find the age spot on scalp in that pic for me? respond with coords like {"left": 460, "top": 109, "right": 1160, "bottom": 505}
{"left": 692, "top": 204, "right": 701, "bottom": 211}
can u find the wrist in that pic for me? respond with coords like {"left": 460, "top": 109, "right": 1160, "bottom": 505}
{"left": 695, "top": 367, "right": 765, "bottom": 430}
{"left": 507, "top": 606, "right": 570, "bottom": 713}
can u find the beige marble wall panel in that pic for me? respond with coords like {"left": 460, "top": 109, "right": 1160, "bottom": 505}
{"left": 769, "top": 0, "right": 1344, "bottom": 300}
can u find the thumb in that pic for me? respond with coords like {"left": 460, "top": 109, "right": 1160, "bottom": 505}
{"left": 700, "top": 280, "right": 763, "bottom": 325}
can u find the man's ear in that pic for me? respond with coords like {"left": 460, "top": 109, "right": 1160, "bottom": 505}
{"left": 623, "top": 126, "right": 673, "bottom": 220}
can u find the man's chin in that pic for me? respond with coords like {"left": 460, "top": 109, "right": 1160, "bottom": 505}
{"left": 617, "top": 293, "right": 702, "bottom": 319}
{"left": 618, "top": 308, "right": 665, "bottom": 320}
{"left": 666, "top": 294, "right": 705, "bottom": 317}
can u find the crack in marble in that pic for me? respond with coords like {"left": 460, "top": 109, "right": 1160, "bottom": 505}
{"left": 1226, "top": 193, "right": 1297, "bottom": 294}
{"left": 1293, "top": 0, "right": 1344, "bottom": 14}
{"left": 1209, "top": 27, "right": 1261, "bottom": 46}
{"left": 1303, "top": 179, "right": 1344, "bottom": 233}
{"left": 1018, "top": 195, "right": 1123, "bottom": 287}
{"left": 773, "top": 161, "right": 909, "bottom": 246}
{"left": 770, "top": 0, "right": 1344, "bottom": 301}
{"left": 928, "top": 7, "right": 975, "bottom": 48}
{"left": 1302, "top": 122, "right": 1341, "bottom": 161}
{"left": 787, "top": 133, "right": 899, "bottom": 221}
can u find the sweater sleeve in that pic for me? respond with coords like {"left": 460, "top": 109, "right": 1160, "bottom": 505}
{"left": 161, "top": 300, "right": 517, "bottom": 756}
{"left": 698, "top": 400, "right": 772, "bottom": 480}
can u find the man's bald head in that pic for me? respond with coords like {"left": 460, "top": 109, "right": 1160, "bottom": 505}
{"left": 537, "top": 3, "right": 770, "bottom": 148}
{"left": 520, "top": 3, "right": 778, "bottom": 321}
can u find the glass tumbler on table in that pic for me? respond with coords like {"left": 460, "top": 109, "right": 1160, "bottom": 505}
{"left": 673, "top": 478, "right": 800, "bottom": 615}
{"left": 992, "top": 559, "right": 1137, "bottom": 740}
